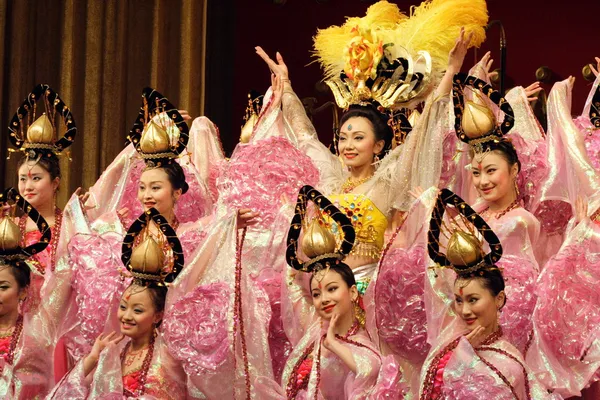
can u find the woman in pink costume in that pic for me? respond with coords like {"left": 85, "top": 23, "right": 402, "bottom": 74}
{"left": 4, "top": 84, "right": 80, "bottom": 382}
{"left": 438, "top": 74, "right": 542, "bottom": 355}
{"left": 419, "top": 188, "right": 557, "bottom": 399}
{"left": 155, "top": 77, "right": 317, "bottom": 397}
{"left": 0, "top": 189, "right": 55, "bottom": 398}
{"left": 256, "top": 0, "right": 489, "bottom": 294}
{"left": 48, "top": 208, "right": 189, "bottom": 398}
{"left": 254, "top": 185, "right": 403, "bottom": 398}
{"left": 526, "top": 75, "right": 600, "bottom": 399}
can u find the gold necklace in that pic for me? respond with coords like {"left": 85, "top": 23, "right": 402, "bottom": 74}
{"left": 342, "top": 175, "right": 373, "bottom": 193}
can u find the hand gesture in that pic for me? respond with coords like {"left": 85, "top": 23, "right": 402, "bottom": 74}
{"left": 448, "top": 27, "right": 474, "bottom": 74}
{"left": 270, "top": 74, "right": 283, "bottom": 111}
{"left": 575, "top": 196, "right": 589, "bottom": 224}
{"left": 409, "top": 186, "right": 425, "bottom": 200}
{"left": 465, "top": 325, "right": 486, "bottom": 348}
{"left": 117, "top": 207, "right": 131, "bottom": 223}
{"left": 323, "top": 312, "right": 340, "bottom": 351}
{"left": 255, "top": 46, "right": 289, "bottom": 81}
{"left": 75, "top": 187, "right": 94, "bottom": 211}
{"left": 590, "top": 57, "right": 600, "bottom": 78}
{"left": 475, "top": 51, "right": 497, "bottom": 81}
{"left": 523, "top": 82, "right": 542, "bottom": 102}
{"left": 237, "top": 208, "right": 259, "bottom": 229}
{"left": 89, "top": 331, "right": 124, "bottom": 361}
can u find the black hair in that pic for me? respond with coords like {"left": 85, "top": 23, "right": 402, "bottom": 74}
{"left": 6, "top": 264, "right": 31, "bottom": 290}
{"left": 470, "top": 140, "right": 521, "bottom": 173}
{"left": 17, "top": 155, "right": 61, "bottom": 180}
{"left": 339, "top": 104, "right": 393, "bottom": 157}
{"left": 159, "top": 162, "right": 189, "bottom": 195}
{"left": 455, "top": 268, "right": 507, "bottom": 309}
{"left": 309, "top": 262, "right": 356, "bottom": 290}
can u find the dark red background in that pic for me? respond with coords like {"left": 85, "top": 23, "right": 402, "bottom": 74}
{"left": 206, "top": 0, "right": 600, "bottom": 154}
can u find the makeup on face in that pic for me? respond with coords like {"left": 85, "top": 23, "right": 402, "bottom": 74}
{"left": 310, "top": 269, "right": 354, "bottom": 321}
{"left": 118, "top": 286, "right": 158, "bottom": 340}
{"left": 17, "top": 164, "right": 56, "bottom": 209}
{"left": 137, "top": 168, "right": 177, "bottom": 216}
{"left": 470, "top": 152, "right": 514, "bottom": 203}
{"left": 453, "top": 278, "right": 499, "bottom": 333}
{"left": 337, "top": 117, "right": 382, "bottom": 168}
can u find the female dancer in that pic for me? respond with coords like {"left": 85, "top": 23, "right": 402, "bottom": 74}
{"left": 254, "top": 185, "right": 402, "bottom": 398}
{"left": 257, "top": 0, "right": 489, "bottom": 293}
{"left": 0, "top": 188, "right": 53, "bottom": 398}
{"left": 48, "top": 208, "right": 188, "bottom": 398}
{"left": 6, "top": 84, "right": 78, "bottom": 380}
{"left": 420, "top": 189, "right": 556, "bottom": 399}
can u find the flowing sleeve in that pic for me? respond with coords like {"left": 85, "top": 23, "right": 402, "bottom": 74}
{"left": 365, "top": 187, "right": 438, "bottom": 365}
{"left": 528, "top": 218, "right": 600, "bottom": 398}
{"left": 280, "top": 267, "right": 317, "bottom": 346}
{"left": 187, "top": 116, "right": 226, "bottom": 203}
{"left": 281, "top": 86, "right": 345, "bottom": 194}
{"left": 342, "top": 338, "right": 383, "bottom": 399}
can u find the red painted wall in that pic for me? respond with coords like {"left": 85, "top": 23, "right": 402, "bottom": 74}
{"left": 221, "top": 0, "right": 599, "bottom": 153}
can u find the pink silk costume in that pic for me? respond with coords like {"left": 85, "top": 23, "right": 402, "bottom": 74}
{"left": 417, "top": 189, "right": 559, "bottom": 400}
{"left": 158, "top": 90, "right": 318, "bottom": 398}
{"left": 253, "top": 267, "right": 404, "bottom": 399}
{"left": 36, "top": 118, "right": 218, "bottom": 397}
{"left": 574, "top": 74, "right": 600, "bottom": 170}
{"left": 526, "top": 78, "right": 600, "bottom": 398}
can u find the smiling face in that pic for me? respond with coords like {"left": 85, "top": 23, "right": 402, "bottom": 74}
{"left": 0, "top": 266, "right": 26, "bottom": 318}
{"left": 18, "top": 163, "right": 59, "bottom": 209}
{"left": 118, "top": 285, "right": 163, "bottom": 340}
{"left": 471, "top": 151, "right": 518, "bottom": 203}
{"left": 310, "top": 269, "right": 358, "bottom": 321}
{"left": 338, "top": 117, "right": 385, "bottom": 169}
{"left": 137, "top": 168, "right": 181, "bottom": 215}
{"left": 453, "top": 278, "right": 505, "bottom": 332}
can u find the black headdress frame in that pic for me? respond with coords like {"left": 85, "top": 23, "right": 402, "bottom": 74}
{"left": 427, "top": 188, "right": 503, "bottom": 276}
{"left": 286, "top": 185, "right": 356, "bottom": 273}
{"left": 121, "top": 207, "right": 184, "bottom": 287}
{"left": 452, "top": 73, "right": 515, "bottom": 151}
{"left": 8, "top": 84, "right": 77, "bottom": 160}
{"left": 590, "top": 84, "right": 600, "bottom": 129}
{"left": 0, "top": 188, "right": 51, "bottom": 267}
{"left": 127, "top": 87, "right": 190, "bottom": 167}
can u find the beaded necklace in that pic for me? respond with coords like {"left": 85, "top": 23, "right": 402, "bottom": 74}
{"left": 120, "top": 334, "right": 155, "bottom": 397}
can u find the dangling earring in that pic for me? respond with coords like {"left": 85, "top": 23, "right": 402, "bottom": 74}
{"left": 353, "top": 297, "right": 366, "bottom": 327}
{"left": 373, "top": 154, "right": 380, "bottom": 164}
{"left": 513, "top": 179, "right": 520, "bottom": 199}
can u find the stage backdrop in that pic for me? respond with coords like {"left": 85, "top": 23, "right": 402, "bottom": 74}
{"left": 0, "top": 0, "right": 206, "bottom": 206}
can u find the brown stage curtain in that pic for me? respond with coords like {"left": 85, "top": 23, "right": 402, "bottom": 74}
{"left": 0, "top": 0, "right": 207, "bottom": 207}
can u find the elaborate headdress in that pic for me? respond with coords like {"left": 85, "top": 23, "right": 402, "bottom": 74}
{"left": 121, "top": 208, "right": 184, "bottom": 287}
{"left": 128, "top": 87, "right": 189, "bottom": 168}
{"left": 313, "top": 0, "right": 487, "bottom": 111}
{"left": 0, "top": 188, "right": 51, "bottom": 270}
{"left": 428, "top": 189, "right": 503, "bottom": 276}
{"left": 240, "top": 89, "right": 264, "bottom": 144}
{"left": 286, "top": 185, "right": 355, "bottom": 274}
{"left": 452, "top": 73, "right": 516, "bottom": 154}
{"left": 7, "top": 84, "right": 76, "bottom": 161}
{"left": 591, "top": 84, "right": 600, "bottom": 129}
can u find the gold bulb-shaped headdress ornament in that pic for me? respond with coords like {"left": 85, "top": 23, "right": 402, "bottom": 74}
{"left": 0, "top": 188, "right": 51, "bottom": 270}
{"left": 428, "top": 188, "right": 503, "bottom": 276}
{"left": 452, "top": 73, "right": 516, "bottom": 154}
{"left": 127, "top": 87, "right": 189, "bottom": 169}
{"left": 7, "top": 84, "right": 77, "bottom": 161}
{"left": 286, "top": 185, "right": 356, "bottom": 273}
{"left": 121, "top": 208, "right": 184, "bottom": 287}
{"left": 240, "top": 90, "right": 264, "bottom": 144}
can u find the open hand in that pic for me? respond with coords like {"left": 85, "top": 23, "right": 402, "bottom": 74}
{"left": 323, "top": 312, "right": 340, "bottom": 351}
{"left": 89, "top": 331, "right": 124, "bottom": 361}
{"left": 256, "top": 46, "right": 290, "bottom": 82}
{"left": 523, "top": 82, "right": 542, "bottom": 102}
{"left": 448, "top": 27, "right": 474, "bottom": 73}
{"left": 590, "top": 57, "right": 600, "bottom": 78}
{"left": 237, "top": 208, "right": 259, "bottom": 229}
{"left": 465, "top": 325, "right": 487, "bottom": 348}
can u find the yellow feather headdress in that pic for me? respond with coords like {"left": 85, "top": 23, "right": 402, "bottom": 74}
{"left": 313, "top": 0, "right": 488, "bottom": 110}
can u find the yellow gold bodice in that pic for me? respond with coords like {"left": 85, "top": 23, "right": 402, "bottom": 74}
{"left": 328, "top": 193, "right": 387, "bottom": 260}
